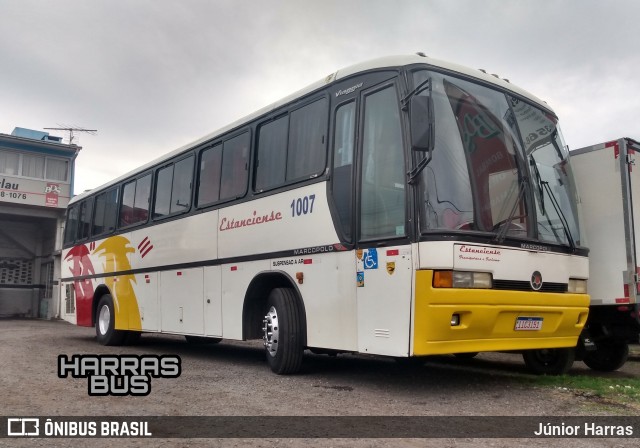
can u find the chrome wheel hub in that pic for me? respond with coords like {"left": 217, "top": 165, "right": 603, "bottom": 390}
{"left": 98, "top": 304, "right": 110, "bottom": 336}
{"left": 263, "top": 306, "right": 279, "bottom": 357}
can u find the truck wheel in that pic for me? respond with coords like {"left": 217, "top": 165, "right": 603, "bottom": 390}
{"left": 583, "top": 343, "right": 629, "bottom": 372}
{"left": 522, "top": 348, "right": 574, "bottom": 375}
{"left": 95, "top": 294, "right": 126, "bottom": 346}
{"left": 263, "top": 288, "right": 304, "bottom": 374}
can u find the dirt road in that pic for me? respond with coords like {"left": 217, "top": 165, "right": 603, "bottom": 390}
{"left": 1, "top": 318, "right": 638, "bottom": 447}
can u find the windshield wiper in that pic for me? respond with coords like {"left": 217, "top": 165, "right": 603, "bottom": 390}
{"left": 493, "top": 177, "right": 527, "bottom": 244}
{"left": 530, "top": 155, "right": 576, "bottom": 251}
{"left": 530, "top": 156, "right": 546, "bottom": 215}
{"left": 541, "top": 180, "right": 576, "bottom": 252}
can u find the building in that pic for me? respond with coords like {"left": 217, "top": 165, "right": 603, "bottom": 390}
{"left": 0, "top": 127, "right": 79, "bottom": 318}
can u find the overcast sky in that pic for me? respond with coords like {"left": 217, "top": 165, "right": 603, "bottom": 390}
{"left": 1, "top": 0, "right": 638, "bottom": 194}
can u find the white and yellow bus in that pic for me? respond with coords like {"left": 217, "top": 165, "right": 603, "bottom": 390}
{"left": 61, "top": 54, "right": 589, "bottom": 375}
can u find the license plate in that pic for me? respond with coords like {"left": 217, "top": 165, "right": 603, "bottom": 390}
{"left": 515, "top": 317, "right": 543, "bottom": 331}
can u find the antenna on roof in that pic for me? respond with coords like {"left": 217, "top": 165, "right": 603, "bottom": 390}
{"left": 43, "top": 125, "right": 97, "bottom": 145}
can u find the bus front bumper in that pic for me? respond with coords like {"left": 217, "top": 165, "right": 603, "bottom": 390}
{"left": 412, "top": 270, "right": 590, "bottom": 356}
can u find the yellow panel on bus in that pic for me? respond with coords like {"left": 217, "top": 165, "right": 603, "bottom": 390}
{"left": 412, "top": 270, "right": 589, "bottom": 356}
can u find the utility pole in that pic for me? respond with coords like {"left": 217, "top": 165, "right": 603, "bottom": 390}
{"left": 44, "top": 126, "right": 97, "bottom": 145}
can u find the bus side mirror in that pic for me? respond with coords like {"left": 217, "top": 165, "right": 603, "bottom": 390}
{"left": 410, "top": 95, "right": 434, "bottom": 152}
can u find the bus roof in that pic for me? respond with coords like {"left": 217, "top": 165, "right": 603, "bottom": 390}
{"left": 70, "top": 54, "right": 553, "bottom": 204}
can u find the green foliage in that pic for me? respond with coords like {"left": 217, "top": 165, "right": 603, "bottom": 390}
{"left": 522, "top": 374, "right": 640, "bottom": 403}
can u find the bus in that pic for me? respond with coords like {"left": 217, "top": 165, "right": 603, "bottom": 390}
{"left": 61, "top": 54, "right": 589, "bottom": 375}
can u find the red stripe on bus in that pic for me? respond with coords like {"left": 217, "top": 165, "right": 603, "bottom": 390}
{"left": 141, "top": 245, "right": 154, "bottom": 258}
{"left": 138, "top": 237, "right": 149, "bottom": 250}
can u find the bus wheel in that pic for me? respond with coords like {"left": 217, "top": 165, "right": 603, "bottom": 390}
{"left": 263, "top": 288, "right": 304, "bottom": 374}
{"left": 522, "top": 348, "right": 574, "bottom": 375}
{"left": 184, "top": 335, "right": 222, "bottom": 345}
{"left": 583, "top": 343, "right": 629, "bottom": 372}
{"left": 95, "top": 294, "right": 126, "bottom": 346}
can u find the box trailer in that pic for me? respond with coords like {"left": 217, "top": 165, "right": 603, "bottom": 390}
{"left": 571, "top": 137, "right": 640, "bottom": 370}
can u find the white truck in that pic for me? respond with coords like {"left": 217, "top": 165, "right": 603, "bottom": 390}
{"left": 570, "top": 137, "right": 640, "bottom": 370}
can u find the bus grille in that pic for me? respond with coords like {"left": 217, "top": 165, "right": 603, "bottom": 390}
{"left": 492, "top": 280, "right": 568, "bottom": 293}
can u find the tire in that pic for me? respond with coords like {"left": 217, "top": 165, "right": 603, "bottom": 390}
{"left": 454, "top": 352, "right": 478, "bottom": 359}
{"left": 583, "top": 343, "right": 629, "bottom": 372}
{"left": 263, "top": 288, "right": 304, "bottom": 374}
{"left": 522, "top": 348, "right": 575, "bottom": 375}
{"left": 95, "top": 294, "right": 126, "bottom": 346}
{"left": 184, "top": 335, "right": 222, "bottom": 345}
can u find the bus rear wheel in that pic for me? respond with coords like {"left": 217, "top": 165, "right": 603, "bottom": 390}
{"left": 263, "top": 288, "right": 304, "bottom": 374}
{"left": 95, "top": 294, "right": 126, "bottom": 346}
{"left": 522, "top": 348, "right": 574, "bottom": 375}
{"left": 583, "top": 342, "right": 629, "bottom": 372}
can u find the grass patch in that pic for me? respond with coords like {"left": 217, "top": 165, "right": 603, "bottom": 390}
{"left": 521, "top": 374, "right": 640, "bottom": 404}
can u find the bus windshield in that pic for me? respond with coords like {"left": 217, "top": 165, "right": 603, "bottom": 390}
{"left": 511, "top": 101, "right": 581, "bottom": 247}
{"left": 414, "top": 70, "right": 581, "bottom": 247}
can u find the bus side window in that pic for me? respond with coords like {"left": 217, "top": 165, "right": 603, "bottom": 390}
{"left": 154, "top": 164, "right": 174, "bottom": 218}
{"left": 77, "top": 199, "right": 93, "bottom": 240}
{"left": 220, "top": 132, "right": 249, "bottom": 201}
{"left": 197, "top": 144, "right": 222, "bottom": 206}
{"left": 120, "top": 180, "right": 136, "bottom": 227}
{"left": 119, "top": 174, "right": 152, "bottom": 227}
{"left": 92, "top": 187, "right": 118, "bottom": 236}
{"left": 63, "top": 205, "right": 79, "bottom": 245}
{"left": 133, "top": 174, "right": 152, "bottom": 223}
{"left": 287, "top": 98, "right": 327, "bottom": 181}
{"left": 255, "top": 117, "right": 288, "bottom": 192}
{"left": 332, "top": 101, "right": 356, "bottom": 240}
{"left": 154, "top": 156, "right": 194, "bottom": 218}
{"left": 170, "top": 156, "right": 194, "bottom": 213}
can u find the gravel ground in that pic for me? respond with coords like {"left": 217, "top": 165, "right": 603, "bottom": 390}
{"left": 1, "top": 318, "right": 639, "bottom": 448}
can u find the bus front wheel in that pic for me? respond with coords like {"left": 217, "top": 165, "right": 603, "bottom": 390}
{"left": 522, "top": 348, "right": 574, "bottom": 375}
{"left": 95, "top": 294, "right": 126, "bottom": 346}
{"left": 263, "top": 288, "right": 304, "bottom": 374}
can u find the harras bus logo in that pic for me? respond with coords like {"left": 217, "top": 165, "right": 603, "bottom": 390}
{"left": 530, "top": 271, "right": 543, "bottom": 291}
{"left": 58, "top": 354, "right": 181, "bottom": 396}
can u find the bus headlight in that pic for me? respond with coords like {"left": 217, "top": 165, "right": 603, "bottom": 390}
{"left": 433, "top": 271, "right": 493, "bottom": 289}
{"left": 568, "top": 278, "right": 588, "bottom": 294}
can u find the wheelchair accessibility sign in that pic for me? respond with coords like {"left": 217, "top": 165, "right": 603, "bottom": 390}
{"left": 363, "top": 249, "right": 378, "bottom": 270}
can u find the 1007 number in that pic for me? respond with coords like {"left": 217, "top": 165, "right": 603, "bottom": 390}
{"left": 290, "top": 194, "right": 315, "bottom": 217}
